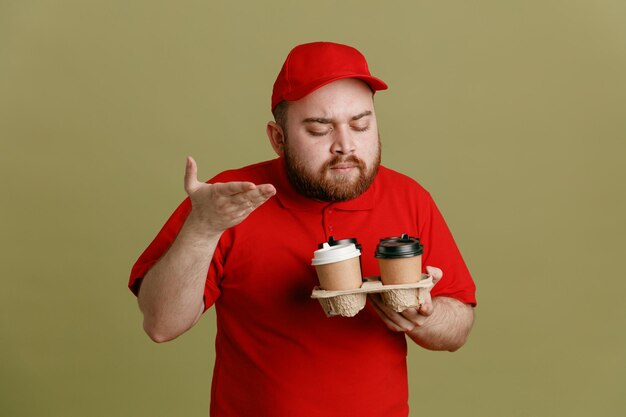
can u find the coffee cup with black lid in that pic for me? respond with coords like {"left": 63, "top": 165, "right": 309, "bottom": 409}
{"left": 375, "top": 234, "right": 424, "bottom": 285}
{"left": 312, "top": 241, "right": 363, "bottom": 291}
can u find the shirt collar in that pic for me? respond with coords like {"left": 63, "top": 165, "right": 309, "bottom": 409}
{"left": 270, "top": 157, "right": 376, "bottom": 212}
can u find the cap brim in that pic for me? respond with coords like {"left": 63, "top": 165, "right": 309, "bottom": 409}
{"left": 282, "top": 74, "right": 388, "bottom": 103}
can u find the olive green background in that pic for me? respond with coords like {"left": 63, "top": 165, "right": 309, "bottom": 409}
{"left": 2, "top": 1, "right": 625, "bottom": 416}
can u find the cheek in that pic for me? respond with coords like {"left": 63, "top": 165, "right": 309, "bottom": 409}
{"left": 288, "top": 142, "right": 327, "bottom": 171}
{"left": 293, "top": 138, "right": 331, "bottom": 166}
{"left": 360, "top": 136, "right": 380, "bottom": 160}
{"left": 306, "top": 155, "right": 329, "bottom": 172}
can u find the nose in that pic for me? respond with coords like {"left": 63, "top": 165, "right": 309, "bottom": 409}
{"left": 330, "top": 126, "right": 355, "bottom": 155}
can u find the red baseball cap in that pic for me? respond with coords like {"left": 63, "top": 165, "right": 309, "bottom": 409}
{"left": 271, "top": 42, "right": 388, "bottom": 111}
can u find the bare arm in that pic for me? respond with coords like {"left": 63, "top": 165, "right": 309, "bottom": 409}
{"left": 137, "top": 157, "right": 276, "bottom": 343}
{"left": 137, "top": 213, "right": 220, "bottom": 343}
{"left": 404, "top": 296, "right": 474, "bottom": 351}
{"left": 369, "top": 266, "right": 475, "bottom": 351}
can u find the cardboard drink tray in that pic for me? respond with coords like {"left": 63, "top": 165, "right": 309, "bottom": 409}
{"left": 311, "top": 274, "right": 434, "bottom": 317}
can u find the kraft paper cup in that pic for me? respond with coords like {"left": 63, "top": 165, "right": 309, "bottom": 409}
{"left": 375, "top": 234, "right": 424, "bottom": 285}
{"left": 312, "top": 243, "right": 362, "bottom": 291}
{"left": 319, "top": 236, "right": 363, "bottom": 272}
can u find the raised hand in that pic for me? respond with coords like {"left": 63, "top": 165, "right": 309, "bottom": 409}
{"left": 183, "top": 156, "right": 276, "bottom": 234}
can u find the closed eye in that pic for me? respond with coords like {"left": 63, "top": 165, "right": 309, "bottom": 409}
{"left": 307, "top": 130, "right": 331, "bottom": 137}
{"left": 352, "top": 124, "right": 370, "bottom": 132}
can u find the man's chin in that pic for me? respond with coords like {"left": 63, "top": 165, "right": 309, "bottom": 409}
{"left": 322, "top": 178, "right": 369, "bottom": 201}
{"left": 325, "top": 169, "right": 361, "bottom": 182}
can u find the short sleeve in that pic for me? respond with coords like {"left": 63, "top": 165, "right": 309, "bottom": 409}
{"left": 128, "top": 197, "right": 222, "bottom": 310}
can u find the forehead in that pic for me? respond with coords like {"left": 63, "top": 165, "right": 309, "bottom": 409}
{"left": 287, "top": 78, "right": 375, "bottom": 121}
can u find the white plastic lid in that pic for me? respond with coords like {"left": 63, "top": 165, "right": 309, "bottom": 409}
{"left": 311, "top": 243, "right": 361, "bottom": 266}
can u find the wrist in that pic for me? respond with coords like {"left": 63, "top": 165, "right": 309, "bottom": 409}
{"left": 180, "top": 211, "right": 224, "bottom": 242}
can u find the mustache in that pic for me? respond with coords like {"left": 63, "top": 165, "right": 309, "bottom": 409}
{"left": 324, "top": 155, "right": 366, "bottom": 170}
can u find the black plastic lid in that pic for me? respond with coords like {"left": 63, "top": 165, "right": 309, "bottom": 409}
{"left": 375, "top": 234, "right": 423, "bottom": 258}
{"left": 318, "top": 236, "right": 362, "bottom": 250}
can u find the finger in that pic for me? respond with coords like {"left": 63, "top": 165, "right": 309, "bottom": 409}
{"left": 419, "top": 291, "right": 433, "bottom": 316}
{"left": 225, "top": 189, "right": 276, "bottom": 220}
{"left": 369, "top": 295, "right": 416, "bottom": 332}
{"left": 241, "top": 185, "right": 277, "bottom": 206}
{"left": 184, "top": 156, "right": 200, "bottom": 195}
{"left": 219, "top": 186, "right": 275, "bottom": 214}
{"left": 256, "top": 184, "right": 276, "bottom": 197}
{"left": 401, "top": 307, "right": 428, "bottom": 326}
{"left": 426, "top": 266, "right": 443, "bottom": 284}
{"left": 369, "top": 296, "right": 406, "bottom": 332}
{"left": 213, "top": 181, "right": 257, "bottom": 197}
{"left": 418, "top": 301, "right": 434, "bottom": 317}
{"left": 220, "top": 196, "right": 263, "bottom": 217}
{"left": 400, "top": 308, "right": 421, "bottom": 325}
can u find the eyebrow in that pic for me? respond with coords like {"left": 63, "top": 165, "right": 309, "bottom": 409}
{"left": 302, "top": 110, "right": 372, "bottom": 124}
{"left": 351, "top": 110, "right": 372, "bottom": 121}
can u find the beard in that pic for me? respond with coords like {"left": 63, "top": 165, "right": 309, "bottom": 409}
{"left": 283, "top": 137, "right": 381, "bottom": 202}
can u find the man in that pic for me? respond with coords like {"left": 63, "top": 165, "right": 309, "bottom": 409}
{"left": 129, "top": 41, "right": 476, "bottom": 417}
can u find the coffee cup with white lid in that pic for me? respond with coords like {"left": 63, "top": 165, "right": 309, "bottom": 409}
{"left": 312, "top": 242, "right": 362, "bottom": 291}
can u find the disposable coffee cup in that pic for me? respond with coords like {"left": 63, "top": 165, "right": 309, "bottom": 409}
{"left": 312, "top": 243, "right": 363, "bottom": 291}
{"left": 375, "top": 234, "right": 424, "bottom": 285}
{"left": 320, "top": 236, "right": 363, "bottom": 271}
{"left": 319, "top": 236, "right": 363, "bottom": 252}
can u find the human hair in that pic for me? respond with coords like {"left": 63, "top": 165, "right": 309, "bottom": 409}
{"left": 272, "top": 100, "right": 289, "bottom": 132}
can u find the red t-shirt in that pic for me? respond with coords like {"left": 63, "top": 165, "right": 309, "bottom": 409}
{"left": 129, "top": 157, "right": 476, "bottom": 417}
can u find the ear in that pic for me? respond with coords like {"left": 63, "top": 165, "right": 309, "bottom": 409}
{"left": 266, "top": 121, "right": 286, "bottom": 156}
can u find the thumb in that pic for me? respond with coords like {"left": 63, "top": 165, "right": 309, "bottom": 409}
{"left": 184, "top": 156, "right": 201, "bottom": 195}
{"left": 426, "top": 266, "right": 443, "bottom": 285}
{"left": 418, "top": 300, "right": 434, "bottom": 316}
